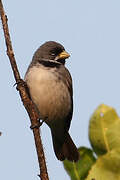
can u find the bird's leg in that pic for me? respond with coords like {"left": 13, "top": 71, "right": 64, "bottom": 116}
{"left": 30, "top": 119, "right": 43, "bottom": 129}
{"left": 39, "top": 119, "right": 45, "bottom": 126}
{"left": 30, "top": 117, "right": 47, "bottom": 129}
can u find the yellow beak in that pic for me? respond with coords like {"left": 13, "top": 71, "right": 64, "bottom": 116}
{"left": 58, "top": 51, "right": 70, "bottom": 59}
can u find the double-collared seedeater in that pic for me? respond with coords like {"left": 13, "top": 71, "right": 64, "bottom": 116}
{"left": 25, "top": 41, "right": 79, "bottom": 161}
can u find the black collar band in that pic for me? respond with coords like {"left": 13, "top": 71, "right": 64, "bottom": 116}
{"left": 56, "top": 59, "right": 65, "bottom": 65}
{"left": 38, "top": 59, "right": 61, "bottom": 68}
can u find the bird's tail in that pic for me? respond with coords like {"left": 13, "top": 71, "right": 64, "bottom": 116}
{"left": 52, "top": 132, "right": 79, "bottom": 162}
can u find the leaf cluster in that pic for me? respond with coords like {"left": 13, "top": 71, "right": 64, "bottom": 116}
{"left": 63, "top": 104, "right": 120, "bottom": 180}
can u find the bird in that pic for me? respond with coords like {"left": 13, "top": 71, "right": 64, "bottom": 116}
{"left": 24, "top": 41, "right": 79, "bottom": 162}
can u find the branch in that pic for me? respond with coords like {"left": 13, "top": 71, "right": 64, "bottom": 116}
{"left": 0, "top": 1, "right": 49, "bottom": 179}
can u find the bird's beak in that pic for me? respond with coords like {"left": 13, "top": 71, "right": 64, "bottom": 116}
{"left": 55, "top": 51, "right": 70, "bottom": 61}
{"left": 58, "top": 51, "right": 70, "bottom": 59}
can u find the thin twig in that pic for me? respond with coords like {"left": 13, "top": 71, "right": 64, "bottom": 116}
{"left": 0, "top": 1, "right": 49, "bottom": 179}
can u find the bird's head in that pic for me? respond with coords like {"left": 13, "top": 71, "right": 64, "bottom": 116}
{"left": 33, "top": 41, "right": 70, "bottom": 65}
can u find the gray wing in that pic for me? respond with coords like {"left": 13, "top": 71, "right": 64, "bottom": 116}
{"left": 62, "top": 67, "right": 73, "bottom": 132}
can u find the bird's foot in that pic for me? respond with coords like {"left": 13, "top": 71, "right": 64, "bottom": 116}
{"left": 14, "top": 79, "right": 27, "bottom": 91}
{"left": 30, "top": 119, "right": 45, "bottom": 129}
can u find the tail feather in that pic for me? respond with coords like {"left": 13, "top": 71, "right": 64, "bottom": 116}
{"left": 52, "top": 132, "right": 79, "bottom": 162}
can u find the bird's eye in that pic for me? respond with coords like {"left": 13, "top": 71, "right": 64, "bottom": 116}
{"left": 51, "top": 53, "right": 55, "bottom": 56}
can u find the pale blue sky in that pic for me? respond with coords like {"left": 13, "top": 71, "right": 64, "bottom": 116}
{"left": 0, "top": 0, "right": 120, "bottom": 179}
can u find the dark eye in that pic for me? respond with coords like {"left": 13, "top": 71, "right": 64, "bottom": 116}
{"left": 51, "top": 53, "right": 56, "bottom": 56}
{"left": 50, "top": 47, "right": 63, "bottom": 56}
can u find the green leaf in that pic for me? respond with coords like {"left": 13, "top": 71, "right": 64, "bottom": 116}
{"left": 89, "top": 104, "right": 120, "bottom": 156}
{"left": 63, "top": 147, "right": 96, "bottom": 180}
{"left": 86, "top": 148, "right": 120, "bottom": 180}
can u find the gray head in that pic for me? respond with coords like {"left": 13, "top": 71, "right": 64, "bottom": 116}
{"left": 32, "top": 41, "right": 70, "bottom": 65}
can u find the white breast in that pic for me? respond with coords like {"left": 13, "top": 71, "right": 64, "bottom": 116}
{"left": 25, "top": 66, "right": 71, "bottom": 124}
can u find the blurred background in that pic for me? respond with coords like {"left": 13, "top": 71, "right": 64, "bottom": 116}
{"left": 0, "top": 0, "right": 120, "bottom": 179}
